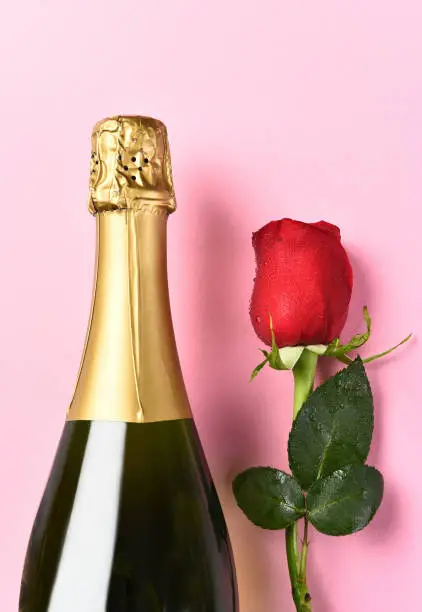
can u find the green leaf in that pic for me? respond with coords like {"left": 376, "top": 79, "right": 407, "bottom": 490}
{"left": 307, "top": 464, "right": 384, "bottom": 536}
{"left": 288, "top": 358, "right": 374, "bottom": 490}
{"left": 233, "top": 467, "right": 305, "bottom": 530}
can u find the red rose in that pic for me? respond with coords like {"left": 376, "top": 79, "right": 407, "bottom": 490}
{"left": 250, "top": 219, "right": 353, "bottom": 348}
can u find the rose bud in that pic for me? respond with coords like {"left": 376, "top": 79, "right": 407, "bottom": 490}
{"left": 250, "top": 219, "right": 353, "bottom": 348}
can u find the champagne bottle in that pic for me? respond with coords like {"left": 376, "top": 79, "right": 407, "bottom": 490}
{"left": 19, "top": 116, "right": 238, "bottom": 612}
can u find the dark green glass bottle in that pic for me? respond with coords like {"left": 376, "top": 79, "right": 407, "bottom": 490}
{"left": 19, "top": 116, "right": 238, "bottom": 612}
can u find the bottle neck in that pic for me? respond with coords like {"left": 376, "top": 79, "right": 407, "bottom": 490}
{"left": 67, "top": 208, "right": 191, "bottom": 423}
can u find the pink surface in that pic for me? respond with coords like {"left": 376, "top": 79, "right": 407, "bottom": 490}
{"left": 0, "top": 1, "right": 421, "bottom": 610}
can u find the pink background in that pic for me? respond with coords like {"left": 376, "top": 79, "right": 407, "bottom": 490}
{"left": 1, "top": 1, "right": 421, "bottom": 610}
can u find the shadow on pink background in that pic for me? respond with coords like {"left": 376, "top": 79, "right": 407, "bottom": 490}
{"left": 1, "top": 1, "right": 421, "bottom": 610}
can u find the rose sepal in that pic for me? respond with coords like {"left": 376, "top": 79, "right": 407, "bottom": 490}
{"left": 325, "top": 306, "right": 411, "bottom": 365}
{"left": 251, "top": 307, "right": 411, "bottom": 380}
{"left": 250, "top": 316, "right": 326, "bottom": 380}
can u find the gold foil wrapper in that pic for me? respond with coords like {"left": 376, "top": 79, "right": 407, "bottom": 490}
{"left": 67, "top": 211, "right": 191, "bottom": 423}
{"left": 89, "top": 116, "right": 176, "bottom": 214}
{"left": 67, "top": 115, "right": 190, "bottom": 423}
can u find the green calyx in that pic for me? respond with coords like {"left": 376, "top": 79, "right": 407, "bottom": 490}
{"left": 250, "top": 307, "right": 411, "bottom": 380}
{"left": 250, "top": 316, "right": 330, "bottom": 380}
{"left": 325, "top": 306, "right": 411, "bottom": 364}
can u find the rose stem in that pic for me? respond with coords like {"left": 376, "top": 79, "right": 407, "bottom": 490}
{"left": 285, "top": 349, "right": 318, "bottom": 612}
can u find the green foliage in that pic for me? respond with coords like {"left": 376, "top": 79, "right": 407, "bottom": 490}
{"left": 233, "top": 467, "right": 305, "bottom": 530}
{"left": 236, "top": 358, "right": 384, "bottom": 537}
{"left": 288, "top": 358, "right": 374, "bottom": 490}
{"left": 326, "top": 307, "right": 372, "bottom": 361}
{"left": 307, "top": 464, "right": 384, "bottom": 536}
{"left": 325, "top": 306, "right": 411, "bottom": 365}
{"left": 250, "top": 357, "right": 269, "bottom": 381}
{"left": 250, "top": 316, "right": 307, "bottom": 379}
{"left": 250, "top": 306, "right": 411, "bottom": 379}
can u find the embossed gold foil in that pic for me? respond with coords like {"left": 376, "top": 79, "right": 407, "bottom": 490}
{"left": 89, "top": 116, "right": 176, "bottom": 215}
{"left": 67, "top": 116, "right": 191, "bottom": 423}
